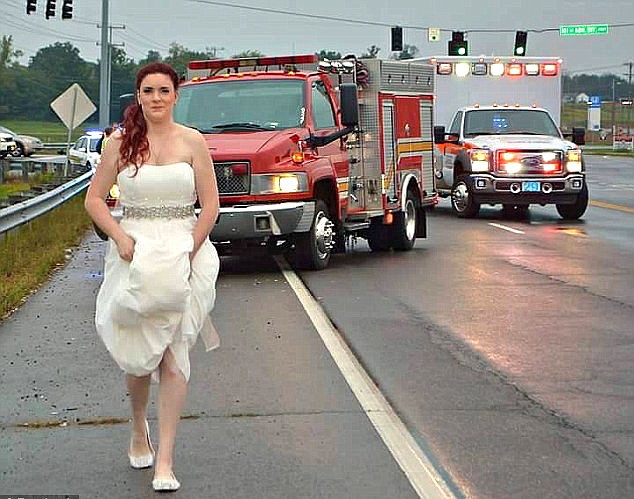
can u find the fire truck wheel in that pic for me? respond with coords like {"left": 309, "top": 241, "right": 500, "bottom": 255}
{"left": 392, "top": 192, "right": 418, "bottom": 251}
{"left": 451, "top": 176, "right": 480, "bottom": 218}
{"left": 556, "top": 184, "right": 588, "bottom": 220}
{"left": 367, "top": 219, "right": 391, "bottom": 252}
{"left": 293, "top": 200, "right": 333, "bottom": 270}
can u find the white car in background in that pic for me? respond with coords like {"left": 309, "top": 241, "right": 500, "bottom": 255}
{"left": 0, "top": 131, "right": 17, "bottom": 158}
{"left": 0, "top": 126, "right": 44, "bottom": 157}
{"left": 68, "top": 131, "right": 102, "bottom": 169}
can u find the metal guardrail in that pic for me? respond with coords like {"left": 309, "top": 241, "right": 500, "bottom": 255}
{"left": 0, "top": 169, "right": 93, "bottom": 234}
{"left": 41, "top": 142, "right": 68, "bottom": 152}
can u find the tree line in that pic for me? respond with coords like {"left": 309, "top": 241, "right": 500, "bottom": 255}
{"left": 0, "top": 34, "right": 630, "bottom": 123}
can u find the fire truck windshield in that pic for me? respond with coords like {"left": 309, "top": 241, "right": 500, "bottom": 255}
{"left": 463, "top": 109, "right": 561, "bottom": 138}
{"left": 174, "top": 79, "right": 305, "bottom": 132}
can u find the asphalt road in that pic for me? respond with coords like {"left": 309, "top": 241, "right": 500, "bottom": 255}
{"left": 1, "top": 155, "right": 633, "bottom": 498}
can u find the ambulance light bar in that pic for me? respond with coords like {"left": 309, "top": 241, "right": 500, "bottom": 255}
{"left": 188, "top": 54, "right": 318, "bottom": 71}
{"left": 435, "top": 61, "right": 558, "bottom": 77}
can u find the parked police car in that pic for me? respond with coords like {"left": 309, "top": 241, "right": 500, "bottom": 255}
{"left": 68, "top": 131, "right": 102, "bottom": 169}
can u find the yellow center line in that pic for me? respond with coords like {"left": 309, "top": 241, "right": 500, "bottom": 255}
{"left": 590, "top": 200, "right": 634, "bottom": 214}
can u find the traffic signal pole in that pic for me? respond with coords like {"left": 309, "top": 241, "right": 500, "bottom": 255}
{"left": 98, "top": 0, "right": 109, "bottom": 128}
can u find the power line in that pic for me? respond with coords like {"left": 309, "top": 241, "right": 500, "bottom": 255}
{"left": 187, "top": 0, "right": 634, "bottom": 34}
{"left": 564, "top": 64, "right": 632, "bottom": 75}
{"left": 1, "top": 12, "right": 95, "bottom": 43}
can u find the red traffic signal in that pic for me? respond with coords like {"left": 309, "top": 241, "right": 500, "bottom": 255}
{"left": 391, "top": 26, "right": 403, "bottom": 52}
{"left": 45, "top": 0, "right": 56, "bottom": 19}
{"left": 26, "top": 0, "right": 37, "bottom": 15}
{"left": 61, "top": 0, "right": 73, "bottom": 19}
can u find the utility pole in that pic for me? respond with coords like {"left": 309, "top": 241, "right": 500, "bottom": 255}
{"left": 98, "top": 0, "right": 109, "bottom": 128}
{"left": 625, "top": 61, "right": 633, "bottom": 134}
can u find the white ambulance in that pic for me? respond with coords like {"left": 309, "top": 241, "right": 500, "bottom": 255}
{"left": 426, "top": 56, "right": 587, "bottom": 219}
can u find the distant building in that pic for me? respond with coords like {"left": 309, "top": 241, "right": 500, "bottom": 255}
{"left": 575, "top": 92, "right": 590, "bottom": 104}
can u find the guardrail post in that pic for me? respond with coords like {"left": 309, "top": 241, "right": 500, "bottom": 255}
{"left": 22, "top": 160, "right": 30, "bottom": 182}
{"left": 0, "top": 159, "right": 6, "bottom": 184}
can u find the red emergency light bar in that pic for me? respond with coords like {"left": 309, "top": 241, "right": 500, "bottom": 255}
{"left": 188, "top": 54, "right": 318, "bottom": 71}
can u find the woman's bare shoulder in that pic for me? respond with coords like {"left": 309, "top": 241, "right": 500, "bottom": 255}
{"left": 176, "top": 123, "right": 203, "bottom": 138}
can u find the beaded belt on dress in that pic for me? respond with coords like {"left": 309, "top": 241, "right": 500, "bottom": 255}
{"left": 122, "top": 205, "right": 195, "bottom": 219}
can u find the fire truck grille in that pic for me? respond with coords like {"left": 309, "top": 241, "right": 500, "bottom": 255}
{"left": 495, "top": 151, "right": 563, "bottom": 175}
{"left": 214, "top": 161, "right": 250, "bottom": 195}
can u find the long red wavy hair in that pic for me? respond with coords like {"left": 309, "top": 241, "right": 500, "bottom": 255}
{"left": 118, "top": 62, "right": 180, "bottom": 172}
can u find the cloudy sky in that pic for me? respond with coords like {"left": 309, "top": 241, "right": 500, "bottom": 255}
{"left": 2, "top": 0, "right": 633, "bottom": 76}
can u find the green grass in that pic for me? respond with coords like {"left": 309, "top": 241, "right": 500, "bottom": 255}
{"left": 0, "top": 193, "right": 93, "bottom": 319}
{"left": 0, "top": 173, "right": 57, "bottom": 199}
{"left": 0, "top": 182, "right": 30, "bottom": 199}
{"left": 562, "top": 103, "right": 634, "bottom": 131}
{"left": 1, "top": 119, "right": 96, "bottom": 143}
{"left": 583, "top": 148, "right": 634, "bottom": 157}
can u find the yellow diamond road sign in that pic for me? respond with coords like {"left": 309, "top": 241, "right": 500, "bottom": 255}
{"left": 428, "top": 28, "right": 440, "bottom": 42}
{"left": 50, "top": 83, "right": 97, "bottom": 130}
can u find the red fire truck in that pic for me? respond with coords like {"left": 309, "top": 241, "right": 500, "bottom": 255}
{"left": 173, "top": 54, "right": 437, "bottom": 269}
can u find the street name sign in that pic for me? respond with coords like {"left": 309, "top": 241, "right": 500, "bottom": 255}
{"left": 559, "top": 24, "right": 609, "bottom": 36}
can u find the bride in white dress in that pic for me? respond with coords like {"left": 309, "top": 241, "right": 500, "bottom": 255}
{"left": 85, "top": 62, "right": 220, "bottom": 492}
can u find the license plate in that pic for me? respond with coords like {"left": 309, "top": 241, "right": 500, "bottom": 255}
{"left": 522, "top": 181, "right": 540, "bottom": 192}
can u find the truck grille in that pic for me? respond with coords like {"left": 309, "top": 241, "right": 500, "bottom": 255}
{"left": 495, "top": 151, "right": 563, "bottom": 175}
{"left": 214, "top": 161, "right": 250, "bottom": 195}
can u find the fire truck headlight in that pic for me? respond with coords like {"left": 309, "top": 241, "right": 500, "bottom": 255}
{"left": 109, "top": 184, "right": 120, "bottom": 199}
{"left": 252, "top": 173, "right": 309, "bottom": 194}
{"left": 455, "top": 63, "right": 470, "bottom": 77}
{"left": 566, "top": 150, "right": 582, "bottom": 172}
{"left": 470, "top": 149, "right": 490, "bottom": 172}
{"left": 490, "top": 63, "right": 505, "bottom": 77}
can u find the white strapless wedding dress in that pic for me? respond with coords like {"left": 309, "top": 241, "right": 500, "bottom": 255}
{"left": 95, "top": 162, "right": 220, "bottom": 382}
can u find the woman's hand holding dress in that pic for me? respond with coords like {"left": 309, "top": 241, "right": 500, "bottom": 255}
{"left": 115, "top": 233, "right": 136, "bottom": 262}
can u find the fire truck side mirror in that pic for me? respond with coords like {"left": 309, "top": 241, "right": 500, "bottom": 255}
{"left": 571, "top": 127, "right": 585, "bottom": 146}
{"left": 340, "top": 83, "right": 359, "bottom": 127}
{"left": 433, "top": 125, "right": 446, "bottom": 145}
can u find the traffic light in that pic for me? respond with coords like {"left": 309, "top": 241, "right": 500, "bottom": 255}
{"left": 61, "top": 0, "right": 73, "bottom": 20}
{"left": 448, "top": 31, "right": 468, "bottom": 56}
{"left": 391, "top": 26, "right": 403, "bottom": 52}
{"left": 45, "top": 0, "right": 56, "bottom": 19}
{"left": 26, "top": 0, "right": 37, "bottom": 15}
{"left": 514, "top": 31, "right": 528, "bottom": 56}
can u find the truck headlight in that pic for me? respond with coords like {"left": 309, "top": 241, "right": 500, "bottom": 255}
{"left": 109, "top": 184, "right": 120, "bottom": 199}
{"left": 566, "top": 150, "right": 582, "bottom": 173}
{"left": 470, "top": 149, "right": 490, "bottom": 172}
{"left": 252, "top": 173, "right": 309, "bottom": 194}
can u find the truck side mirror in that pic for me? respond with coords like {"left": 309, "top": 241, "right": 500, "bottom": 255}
{"left": 572, "top": 127, "right": 585, "bottom": 146}
{"left": 339, "top": 83, "right": 359, "bottom": 127}
{"left": 434, "top": 125, "right": 446, "bottom": 145}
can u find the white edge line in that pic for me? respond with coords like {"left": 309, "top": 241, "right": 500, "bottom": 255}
{"left": 274, "top": 256, "right": 456, "bottom": 499}
{"left": 488, "top": 222, "right": 525, "bottom": 234}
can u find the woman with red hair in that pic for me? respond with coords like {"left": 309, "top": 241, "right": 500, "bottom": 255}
{"left": 85, "top": 62, "right": 220, "bottom": 492}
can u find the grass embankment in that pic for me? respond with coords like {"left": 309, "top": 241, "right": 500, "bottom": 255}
{"left": 0, "top": 173, "right": 57, "bottom": 199}
{"left": 1, "top": 119, "right": 91, "bottom": 143}
{"left": 0, "top": 182, "right": 30, "bottom": 199}
{"left": 0, "top": 193, "right": 93, "bottom": 318}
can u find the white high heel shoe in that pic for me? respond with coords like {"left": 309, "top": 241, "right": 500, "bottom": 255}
{"left": 128, "top": 419, "right": 155, "bottom": 469}
{"left": 152, "top": 472, "right": 181, "bottom": 492}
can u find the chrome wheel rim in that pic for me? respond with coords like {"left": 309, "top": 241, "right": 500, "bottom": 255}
{"left": 404, "top": 199, "right": 416, "bottom": 241}
{"left": 452, "top": 182, "right": 469, "bottom": 213}
{"left": 314, "top": 211, "right": 334, "bottom": 259}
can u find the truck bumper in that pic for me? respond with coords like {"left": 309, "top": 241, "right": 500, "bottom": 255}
{"left": 469, "top": 174, "right": 585, "bottom": 205}
{"left": 211, "top": 201, "right": 315, "bottom": 241}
